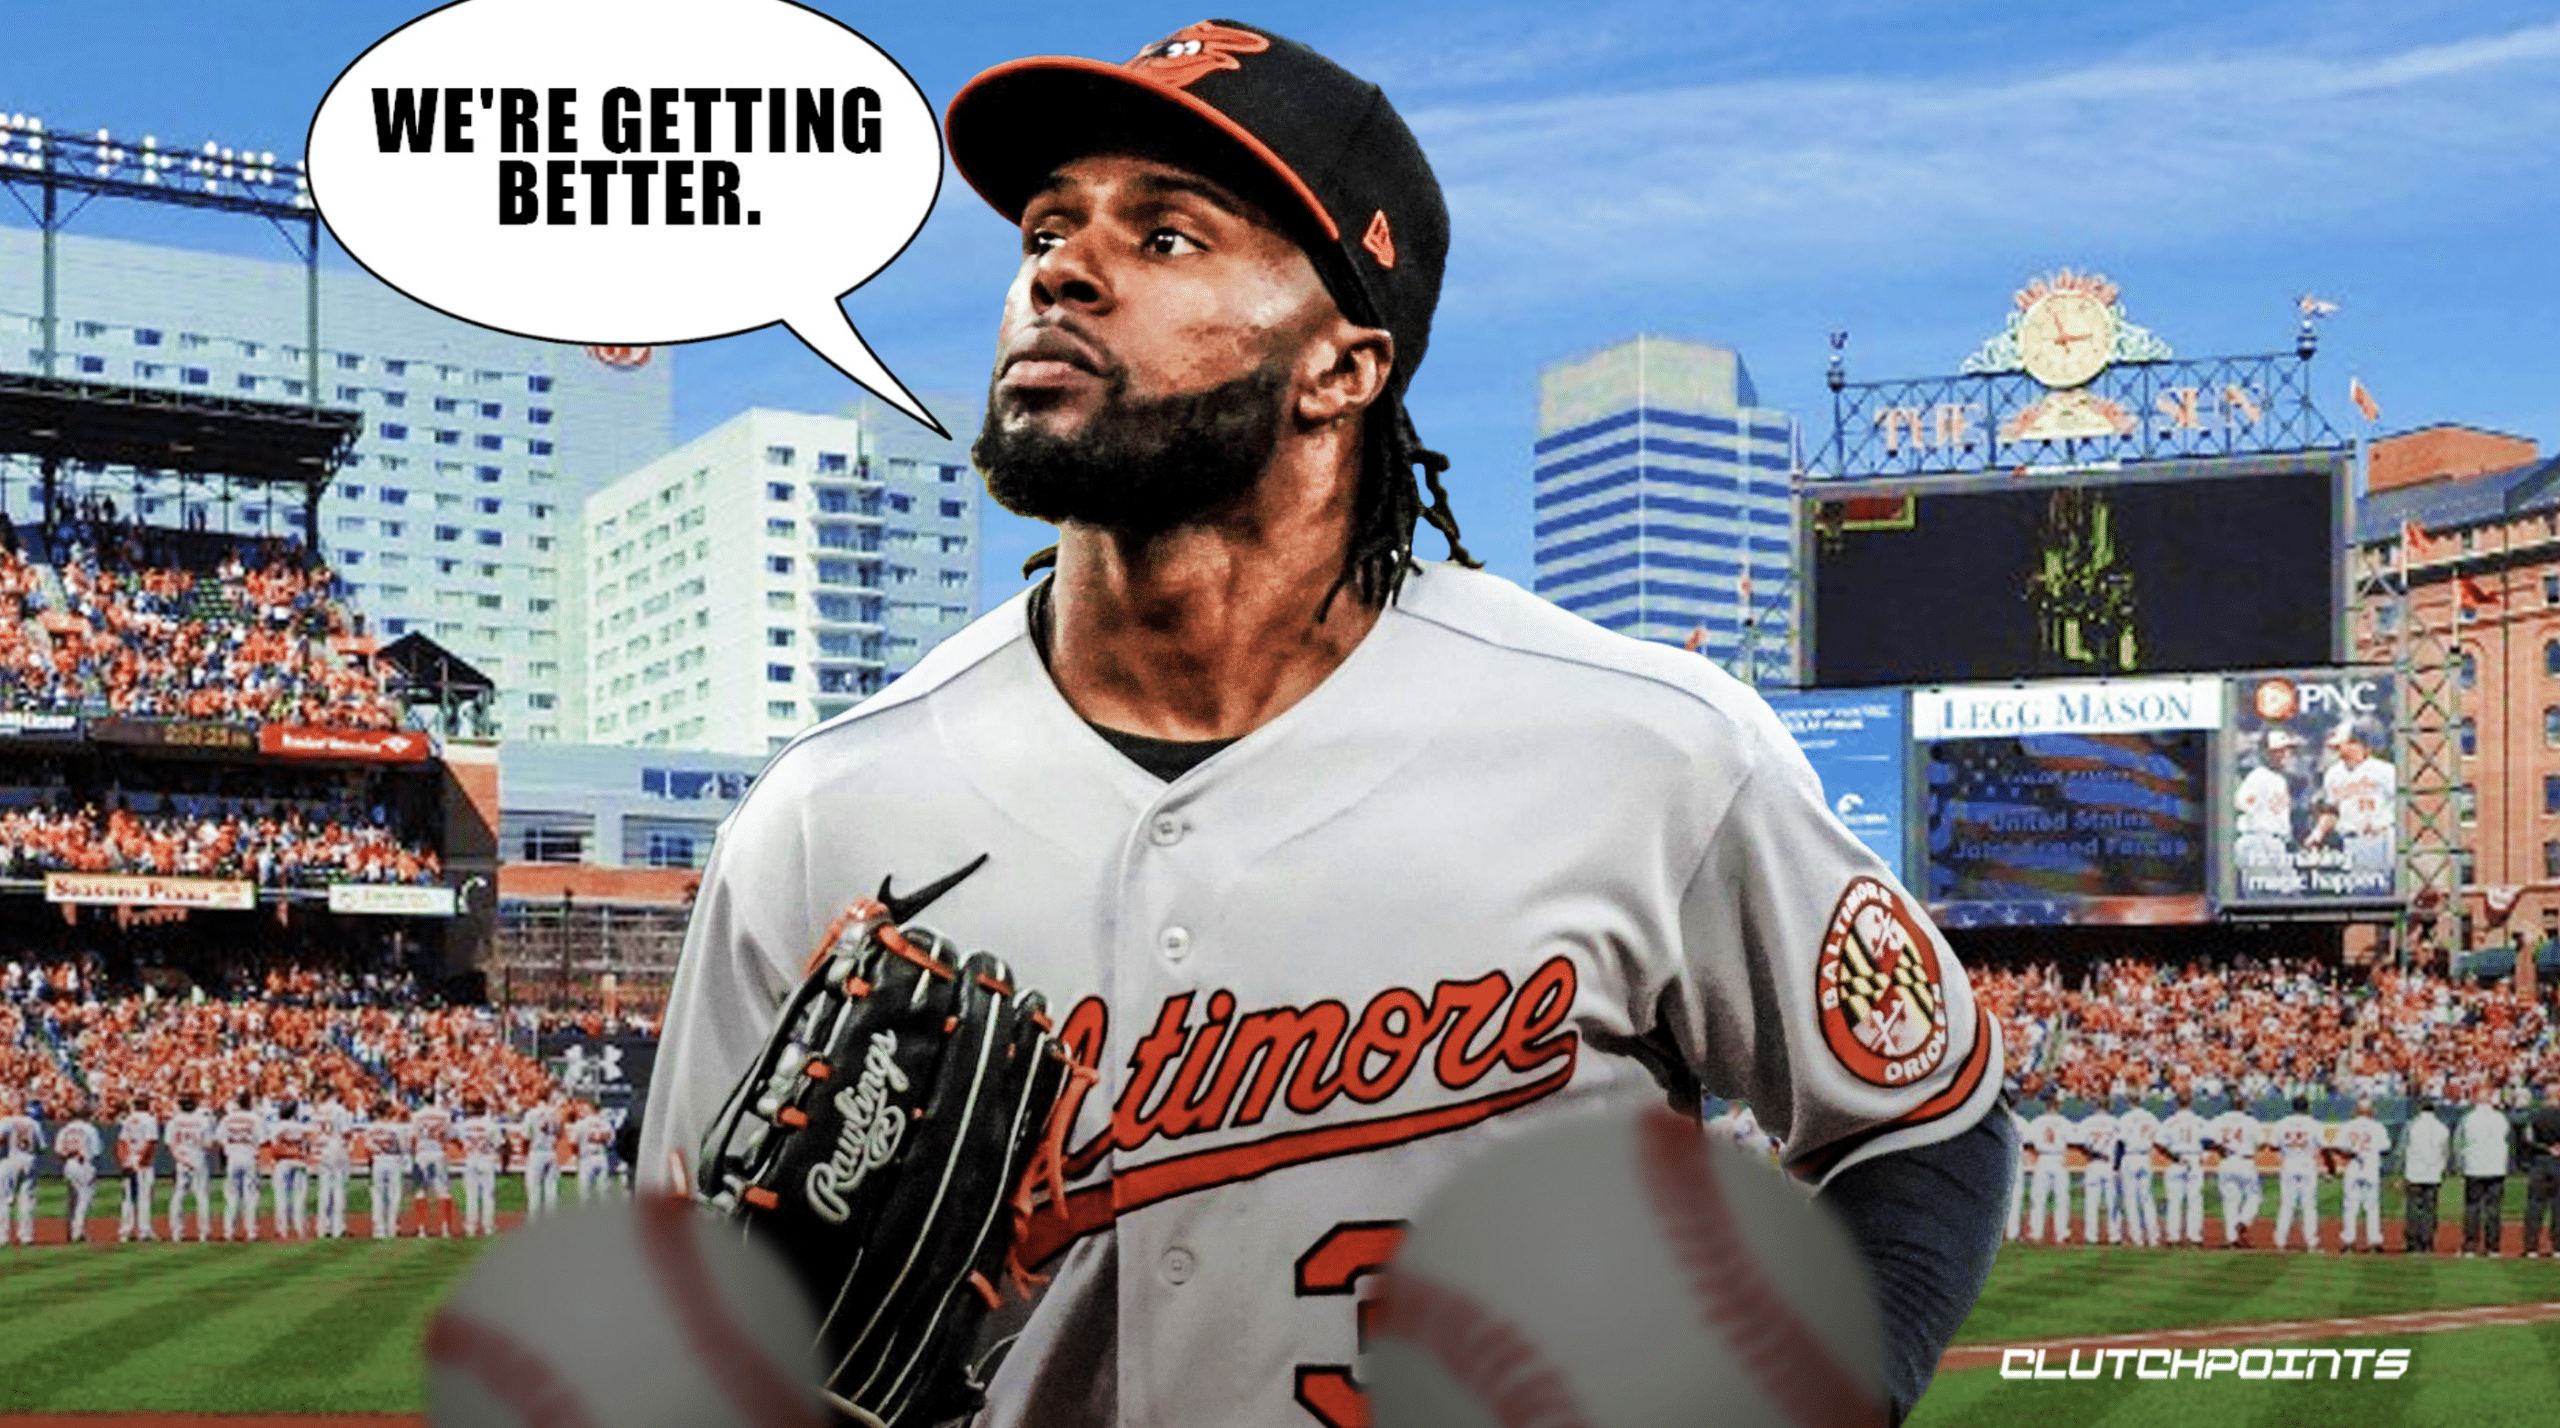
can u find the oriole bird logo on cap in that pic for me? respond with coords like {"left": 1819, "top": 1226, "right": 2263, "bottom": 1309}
{"left": 1127, "top": 20, "right": 1269, "bottom": 87}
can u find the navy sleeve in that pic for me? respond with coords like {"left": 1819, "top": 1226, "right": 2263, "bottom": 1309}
{"left": 1815, "top": 1104, "right": 2016, "bottom": 1425}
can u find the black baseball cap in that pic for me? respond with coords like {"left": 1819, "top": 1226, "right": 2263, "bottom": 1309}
{"left": 945, "top": 18, "right": 1448, "bottom": 396}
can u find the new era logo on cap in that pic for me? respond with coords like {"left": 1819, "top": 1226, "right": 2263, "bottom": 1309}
{"left": 1362, "top": 210, "right": 1396, "bottom": 270}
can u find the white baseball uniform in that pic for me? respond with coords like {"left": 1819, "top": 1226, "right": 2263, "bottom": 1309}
{"left": 2322, "top": 753, "right": 2397, "bottom": 885}
{"left": 571, "top": 1111, "right": 615, "bottom": 1203}
{"left": 456, "top": 1114, "right": 501, "bottom": 1237}
{"left": 2006, "top": 1105, "right": 2029, "bottom": 1240}
{"left": 411, "top": 1104, "right": 454, "bottom": 1237}
{"left": 164, "top": 1108, "right": 214, "bottom": 1241}
{"left": 2116, "top": 1105, "right": 2162, "bottom": 1247}
{"left": 364, "top": 1115, "right": 410, "bottom": 1239}
{"left": 117, "top": 1108, "right": 160, "bottom": 1241}
{"left": 2025, "top": 1110, "right": 2077, "bottom": 1243}
{"left": 56, "top": 1119, "right": 101, "bottom": 1243}
{"left": 312, "top": 1099, "right": 353, "bottom": 1238}
{"left": 0, "top": 1111, "right": 39, "bottom": 1245}
{"left": 2336, "top": 1114, "right": 2390, "bottom": 1249}
{"left": 216, "top": 1106, "right": 265, "bottom": 1240}
{"left": 640, "top": 565, "right": 2006, "bottom": 1428}
{"left": 2159, "top": 1104, "right": 2209, "bottom": 1244}
{"left": 2269, "top": 1111, "right": 2326, "bottom": 1250}
{"left": 2234, "top": 763, "right": 2300, "bottom": 894}
{"left": 2079, "top": 1111, "right": 2122, "bottom": 1243}
{"left": 519, "top": 1102, "right": 562, "bottom": 1220}
{"left": 2211, "top": 1109, "right": 2264, "bottom": 1242}
{"left": 269, "top": 1112, "right": 313, "bottom": 1239}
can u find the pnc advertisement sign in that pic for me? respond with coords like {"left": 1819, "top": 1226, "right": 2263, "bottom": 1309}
{"left": 2225, "top": 670, "right": 2399, "bottom": 906}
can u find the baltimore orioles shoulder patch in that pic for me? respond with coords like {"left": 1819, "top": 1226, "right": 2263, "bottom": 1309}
{"left": 1814, "top": 877, "right": 1950, "bottom": 1088}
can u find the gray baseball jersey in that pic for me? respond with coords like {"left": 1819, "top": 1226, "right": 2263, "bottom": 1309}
{"left": 643, "top": 564, "right": 2003, "bottom": 1428}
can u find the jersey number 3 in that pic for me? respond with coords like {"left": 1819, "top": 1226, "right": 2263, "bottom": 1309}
{"left": 1292, "top": 1220, "right": 1407, "bottom": 1428}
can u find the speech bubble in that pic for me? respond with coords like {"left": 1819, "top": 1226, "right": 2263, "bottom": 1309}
{"left": 308, "top": 0, "right": 946, "bottom": 436}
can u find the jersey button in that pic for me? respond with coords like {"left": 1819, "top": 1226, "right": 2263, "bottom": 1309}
{"left": 1149, "top": 814, "right": 1186, "bottom": 847}
{"left": 1161, "top": 1246, "right": 1196, "bottom": 1286}
{"left": 1159, "top": 926, "right": 1192, "bottom": 961}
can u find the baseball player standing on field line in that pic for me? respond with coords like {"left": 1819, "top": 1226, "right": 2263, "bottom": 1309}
{"left": 2116, "top": 1094, "right": 2162, "bottom": 1248}
{"left": 55, "top": 1109, "right": 101, "bottom": 1246}
{"left": 2268, "top": 1095, "right": 2328, "bottom": 1252}
{"left": 518, "top": 1094, "right": 562, "bottom": 1221}
{"left": 2005, "top": 1098, "right": 2029, "bottom": 1241}
{"left": 117, "top": 1093, "right": 159, "bottom": 1243}
{"left": 0, "top": 1093, "right": 38, "bottom": 1246}
{"left": 2080, "top": 1102, "right": 2123, "bottom": 1244}
{"left": 312, "top": 1092, "right": 352, "bottom": 1239}
{"left": 2207, "top": 1101, "right": 2265, "bottom": 1247}
{"left": 269, "top": 1099, "right": 312, "bottom": 1240}
{"left": 2457, "top": 1087, "right": 2512, "bottom": 1257}
{"left": 2160, "top": 1087, "right": 2209, "bottom": 1246}
{"left": 164, "top": 1093, "right": 212, "bottom": 1242}
{"left": 2336, "top": 1097, "right": 2390, "bottom": 1252}
{"left": 570, "top": 1101, "right": 613, "bottom": 1204}
{"left": 364, "top": 1099, "right": 409, "bottom": 1239}
{"left": 2402, "top": 1097, "right": 2450, "bottom": 1254}
{"left": 410, "top": 1094, "right": 454, "bottom": 1238}
{"left": 641, "top": 19, "right": 2016, "bottom": 1424}
{"left": 456, "top": 1097, "right": 501, "bottom": 1238}
{"left": 2024, "top": 1100, "right": 2075, "bottom": 1243}
{"left": 217, "top": 1092, "right": 264, "bottom": 1241}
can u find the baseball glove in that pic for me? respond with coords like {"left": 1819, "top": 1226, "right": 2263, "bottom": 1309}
{"left": 692, "top": 855, "right": 1089, "bottom": 1428}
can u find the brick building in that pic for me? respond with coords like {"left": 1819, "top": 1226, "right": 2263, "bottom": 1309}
{"left": 2354, "top": 425, "right": 2558, "bottom": 973}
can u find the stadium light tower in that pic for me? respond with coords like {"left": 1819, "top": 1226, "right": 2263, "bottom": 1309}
{"left": 0, "top": 112, "right": 324, "bottom": 402}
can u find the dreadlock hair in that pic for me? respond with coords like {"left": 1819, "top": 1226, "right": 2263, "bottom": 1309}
{"left": 1015, "top": 391, "right": 1478, "bottom": 623}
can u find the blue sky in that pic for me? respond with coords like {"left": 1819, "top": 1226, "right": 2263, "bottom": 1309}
{"left": 6, "top": 1, "right": 2557, "bottom": 599}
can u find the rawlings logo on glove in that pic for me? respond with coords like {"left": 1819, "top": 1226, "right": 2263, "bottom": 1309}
{"left": 808, "top": 1033, "right": 911, "bottom": 1225}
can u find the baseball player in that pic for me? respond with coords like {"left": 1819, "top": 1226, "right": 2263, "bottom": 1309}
{"left": 2268, "top": 1095, "right": 2328, "bottom": 1251}
{"left": 2308, "top": 722, "right": 2397, "bottom": 892}
{"left": 409, "top": 1095, "right": 454, "bottom": 1238}
{"left": 2525, "top": 1090, "right": 2560, "bottom": 1257}
{"left": 116, "top": 1095, "right": 160, "bottom": 1242}
{"left": 569, "top": 1101, "right": 614, "bottom": 1204}
{"left": 2159, "top": 1088, "right": 2210, "bottom": 1246}
{"left": 2024, "top": 1101, "right": 2076, "bottom": 1243}
{"left": 2207, "top": 1101, "right": 2265, "bottom": 1247}
{"left": 2115, "top": 1095, "right": 2162, "bottom": 1248}
{"left": 640, "top": 20, "right": 2016, "bottom": 1425}
{"left": 217, "top": 1092, "right": 265, "bottom": 1240}
{"left": 363, "top": 1100, "right": 409, "bottom": 1239}
{"left": 455, "top": 1098, "right": 501, "bottom": 1237}
{"left": 0, "top": 1094, "right": 40, "bottom": 1245}
{"left": 312, "top": 1093, "right": 353, "bottom": 1239}
{"left": 56, "top": 1111, "right": 101, "bottom": 1245}
{"left": 2336, "top": 1097, "right": 2391, "bottom": 1252}
{"left": 2235, "top": 729, "right": 2305, "bottom": 896}
{"left": 2080, "top": 1102, "right": 2123, "bottom": 1244}
{"left": 268, "top": 1099, "right": 312, "bottom": 1240}
{"left": 164, "top": 1093, "right": 213, "bottom": 1242}
{"left": 2005, "top": 1099, "right": 2030, "bottom": 1241}
{"left": 518, "top": 1095, "right": 562, "bottom": 1221}
{"left": 2403, "top": 1097, "right": 2451, "bottom": 1254}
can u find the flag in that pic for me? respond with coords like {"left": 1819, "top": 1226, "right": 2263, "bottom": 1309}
{"left": 1683, "top": 626, "right": 1707, "bottom": 653}
{"left": 2350, "top": 375, "right": 2381, "bottom": 423}
{"left": 2460, "top": 574, "right": 2501, "bottom": 612}
{"left": 2400, "top": 516, "right": 2432, "bottom": 582}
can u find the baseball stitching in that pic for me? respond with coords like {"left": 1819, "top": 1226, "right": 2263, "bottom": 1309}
{"left": 635, "top": 1194, "right": 824, "bottom": 1428}
{"left": 1636, "top": 1108, "right": 1882, "bottom": 1428}
{"left": 1369, "top": 1267, "right": 1597, "bottom": 1428}
{"left": 426, "top": 1309, "right": 605, "bottom": 1428}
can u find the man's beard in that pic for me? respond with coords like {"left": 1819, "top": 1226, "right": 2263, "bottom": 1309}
{"left": 973, "top": 361, "right": 1290, "bottom": 539}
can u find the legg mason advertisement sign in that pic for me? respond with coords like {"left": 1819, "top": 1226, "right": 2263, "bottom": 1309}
{"left": 2224, "top": 670, "right": 2398, "bottom": 907}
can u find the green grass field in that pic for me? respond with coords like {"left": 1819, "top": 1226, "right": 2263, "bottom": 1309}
{"left": 8, "top": 1176, "right": 2560, "bottom": 1425}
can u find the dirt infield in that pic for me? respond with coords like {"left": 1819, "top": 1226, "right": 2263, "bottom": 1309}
{"left": 1941, "top": 1299, "right": 2560, "bottom": 1372}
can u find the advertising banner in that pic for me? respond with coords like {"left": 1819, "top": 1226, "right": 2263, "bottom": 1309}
{"left": 86, "top": 717, "right": 258, "bottom": 752}
{"left": 43, "top": 873, "right": 257, "bottom": 910}
{"left": 1918, "top": 677, "right": 2216, "bottom": 927}
{"left": 0, "top": 712, "right": 80, "bottom": 742}
{"left": 1766, "top": 690, "right": 1908, "bottom": 877}
{"left": 2224, "top": 669, "right": 2398, "bottom": 905}
{"left": 327, "top": 882, "right": 458, "bottom": 917}
{"left": 258, "top": 725, "right": 436, "bottom": 762}
{"left": 536, "top": 1031, "right": 659, "bottom": 1112}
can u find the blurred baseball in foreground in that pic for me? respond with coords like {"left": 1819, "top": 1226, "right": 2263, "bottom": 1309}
{"left": 1367, "top": 1105, "right": 1883, "bottom": 1428}
{"left": 427, "top": 1196, "right": 823, "bottom": 1428}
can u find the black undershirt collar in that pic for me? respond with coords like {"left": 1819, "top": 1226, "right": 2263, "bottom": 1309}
{"left": 1030, "top": 577, "right": 1241, "bottom": 782}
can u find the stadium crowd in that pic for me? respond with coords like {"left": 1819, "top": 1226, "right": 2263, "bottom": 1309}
{"left": 0, "top": 532, "right": 399, "bottom": 729}
{"left": 1981, "top": 956, "right": 2560, "bottom": 1107}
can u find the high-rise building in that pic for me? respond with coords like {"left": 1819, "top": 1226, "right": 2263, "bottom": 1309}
{"left": 0, "top": 226, "right": 674, "bottom": 741}
{"left": 1533, "top": 336, "right": 1796, "bottom": 681}
{"left": 580, "top": 408, "right": 978, "bottom": 758}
